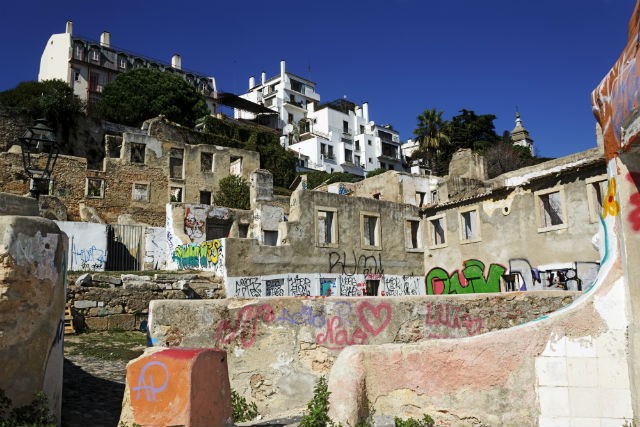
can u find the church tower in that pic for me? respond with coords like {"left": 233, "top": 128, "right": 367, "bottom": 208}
{"left": 511, "top": 111, "right": 534, "bottom": 155}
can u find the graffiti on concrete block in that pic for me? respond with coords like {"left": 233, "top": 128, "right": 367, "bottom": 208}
{"left": 426, "top": 259, "right": 505, "bottom": 295}
{"left": 12, "top": 231, "right": 60, "bottom": 280}
{"left": 172, "top": 239, "right": 223, "bottom": 271}
{"left": 288, "top": 275, "right": 311, "bottom": 296}
{"left": 320, "top": 278, "right": 336, "bottom": 296}
{"left": 265, "top": 279, "right": 285, "bottom": 297}
{"left": 235, "top": 277, "right": 262, "bottom": 297}
{"left": 329, "top": 251, "right": 384, "bottom": 276}
{"left": 132, "top": 361, "right": 169, "bottom": 402}
{"left": 214, "top": 304, "right": 275, "bottom": 348}
{"left": 316, "top": 301, "right": 392, "bottom": 350}
{"left": 339, "top": 275, "right": 365, "bottom": 296}
{"left": 383, "top": 275, "right": 421, "bottom": 296}
{"left": 72, "top": 243, "right": 106, "bottom": 271}
{"left": 425, "top": 302, "right": 483, "bottom": 338}
{"left": 506, "top": 259, "right": 599, "bottom": 291}
{"left": 184, "top": 206, "right": 206, "bottom": 242}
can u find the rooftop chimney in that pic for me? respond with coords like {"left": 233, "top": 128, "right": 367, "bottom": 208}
{"left": 171, "top": 54, "right": 181, "bottom": 70}
{"left": 65, "top": 21, "right": 73, "bottom": 35}
{"left": 280, "top": 60, "right": 286, "bottom": 80}
{"left": 249, "top": 76, "right": 255, "bottom": 89}
{"left": 261, "top": 71, "right": 266, "bottom": 85}
{"left": 100, "top": 31, "right": 111, "bottom": 48}
{"left": 363, "top": 102, "right": 369, "bottom": 122}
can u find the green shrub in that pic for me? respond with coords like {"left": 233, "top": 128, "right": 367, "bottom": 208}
{"left": 365, "top": 168, "right": 387, "bottom": 178}
{"left": 215, "top": 175, "right": 250, "bottom": 210}
{"left": 231, "top": 389, "right": 258, "bottom": 422}
{"left": 0, "top": 389, "right": 56, "bottom": 427}
{"left": 394, "top": 414, "right": 434, "bottom": 427}
{"left": 300, "top": 376, "right": 332, "bottom": 427}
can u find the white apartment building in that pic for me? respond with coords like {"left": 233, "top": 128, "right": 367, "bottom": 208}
{"left": 39, "top": 21, "right": 217, "bottom": 112}
{"left": 237, "top": 60, "right": 403, "bottom": 176}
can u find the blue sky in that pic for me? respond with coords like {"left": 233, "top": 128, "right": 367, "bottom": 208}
{"left": 0, "top": 0, "right": 634, "bottom": 158}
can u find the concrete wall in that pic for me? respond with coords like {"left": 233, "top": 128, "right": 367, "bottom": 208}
{"left": 0, "top": 199, "right": 67, "bottom": 424}
{"left": 55, "top": 221, "right": 108, "bottom": 271}
{"left": 147, "top": 292, "right": 578, "bottom": 418}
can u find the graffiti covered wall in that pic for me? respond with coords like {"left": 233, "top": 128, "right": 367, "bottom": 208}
{"left": 55, "top": 221, "right": 108, "bottom": 271}
{"left": 148, "top": 292, "right": 579, "bottom": 417}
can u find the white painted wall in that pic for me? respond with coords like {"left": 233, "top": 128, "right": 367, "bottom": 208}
{"left": 38, "top": 33, "right": 71, "bottom": 84}
{"left": 144, "top": 226, "right": 168, "bottom": 270}
{"left": 55, "top": 221, "right": 108, "bottom": 271}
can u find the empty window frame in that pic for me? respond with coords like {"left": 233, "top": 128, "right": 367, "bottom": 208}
{"left": 200, "top": 190, "right": 212, "bottom": 205}
{"left": 586, "top": 175, "right": 608, "bottom": 223}
{"left": 405, "top": 219, "right": 422, "bottom": 250}
{"left": 118, "top": 57, "right": 127, "bottom": 69}
{"left": 130, "top": 143, "right": 146, "bottom": 164}
{"left": 459, "top": 206, "right": 480, "bottom": 243}
{"left": 86, "top": 178, "right": 104, "bottom": 198}
{"left": 132, "top": 182, "right": 149, "bottom": 202}
{"left": 316, "top": 207, "right": 338, "bottom": 247}
{"left": 415, "top": 191, "right": 426, "bottom": 207}
{"left": 263, "top": 230, "right": 279, "bottom": 246}
{"left": 169, "top": 148, "right": 184, "bottom": 179}
{"left": 170, "top": 186, "right": 183, "bottom": 203}
{"left": 428, "top": 215, "right": 446, "bottom": 248}
{"left": 229, "top": 156, "right": 242, "bottom": 176}
{"left": 343, "top": 121, "right": 349, "bottom": 134}
{"left": 360, "top": 212, "right": 381, "bottom": 249}
{"left": 535, "top": 187, "right": 567, "bottom": 232}
{"left": 200, "top": 152, "right": 213, "bottom": 172}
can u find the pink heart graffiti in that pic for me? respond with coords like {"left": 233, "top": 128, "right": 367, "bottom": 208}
{"left": 357, "top": 301, "right": 391, "bottom": 336}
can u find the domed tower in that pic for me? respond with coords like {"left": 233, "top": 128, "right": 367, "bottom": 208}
{"left": 511, "top": 111, "right": 534, "bottom": 155}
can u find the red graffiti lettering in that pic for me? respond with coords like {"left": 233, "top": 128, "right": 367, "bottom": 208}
{"left": 214, "top": 304, "right": 274, "bottom": 349}
{"left": 315, "top": 316, "right": 368, "bottom": 350}
{"left": 425, "top": 302, "right": 483, "bottom": 337}
{"left": 627, "top": 172, "right": 640, "bottom": 232}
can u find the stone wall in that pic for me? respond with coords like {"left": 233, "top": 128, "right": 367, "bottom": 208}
{"left": 68, "top": 273, "right": 225, "bottom": 331}
{"left": 146, "top": 291, "right": 579, "bottom": 418}
{"left": 0, "top": 201, "right": 68, "bottom": 424}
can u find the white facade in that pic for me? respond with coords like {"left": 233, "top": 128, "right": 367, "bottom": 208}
{"left": 238, "top": 61, "right": 403, "bottom": 176}
{"left": 39, "top": 21, "right": 217, "bottom": 112}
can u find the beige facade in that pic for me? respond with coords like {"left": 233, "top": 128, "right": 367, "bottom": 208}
{"left": 423, "top": 147, "right": 606, "bottom": 293}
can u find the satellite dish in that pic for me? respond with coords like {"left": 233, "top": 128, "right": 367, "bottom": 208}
{"left": 283, "top": 124, "right": 294, "bottom": 135}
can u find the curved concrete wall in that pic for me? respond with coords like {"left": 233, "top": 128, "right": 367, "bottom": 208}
{"left": 147, "top": 291, "right": 577, "bottom": 417}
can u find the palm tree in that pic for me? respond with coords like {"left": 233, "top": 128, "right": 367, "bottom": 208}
{"left": 412, "top": 108, "right": 450, "bottom": 173}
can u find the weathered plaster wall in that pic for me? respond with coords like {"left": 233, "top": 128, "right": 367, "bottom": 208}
{"left": 55, "top": 221, "right": 108, "bottom": 271}
{"left": 0, "top": 211, "right": 67, "bottom": 424}
{"left": 424, "top": 162, "right": 605, "bottom": 294}
{"left": 344, "top": 171, "right": 440, "bottom": 207}
{"left": 147, "top": 292, "right": 578, "bottom": 418}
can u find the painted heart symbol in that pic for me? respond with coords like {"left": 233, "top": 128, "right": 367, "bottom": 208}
{"left": 357, "top": 302, "right": 391, "bottom": 336}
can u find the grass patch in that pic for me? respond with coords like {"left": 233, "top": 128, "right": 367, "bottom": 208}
{"left": 65, "top": 330, "right": 147, "bottom": 361}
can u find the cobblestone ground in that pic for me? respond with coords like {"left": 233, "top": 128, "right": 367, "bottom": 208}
{"left": 62, "top": 354, "right": 128, "bottom": 427}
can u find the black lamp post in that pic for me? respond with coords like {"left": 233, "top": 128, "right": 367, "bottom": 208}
{"left": 19, "top": 119, "right": 60, "bottom": 198}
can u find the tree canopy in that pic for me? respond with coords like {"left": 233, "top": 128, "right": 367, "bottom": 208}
{"left": 215, "top": 175, "right": 250, "bottom": 210}
{"left": 0, "top": 79, "right": 84, "bottom": 145}
{"left": 96, "top": 68, "right": 209, "bottom": 128}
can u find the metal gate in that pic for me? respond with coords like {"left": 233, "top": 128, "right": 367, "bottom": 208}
{"left": 106, "top": 224, "right": 144, "bottom": 271}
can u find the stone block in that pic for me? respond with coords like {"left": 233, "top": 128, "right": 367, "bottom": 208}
{"left": 85, "top": 316, "right": 109, "bottom": 331}
{"left": 124, "top": 348, "right": 232, "bottom": 427}
{"left": 75, "top": 273, "right": 92, "bottom": 287}
{"left": 91, "top": 273, "right": 122, "bottom": 286}
{"left": 74, "top": 300, "right": 97, "bottom": 309}
{"left": 108, "top": 314, "right": 136, "bottom": 330}
{"left": 0, "top": 193, "right": 39, "bottom": 216}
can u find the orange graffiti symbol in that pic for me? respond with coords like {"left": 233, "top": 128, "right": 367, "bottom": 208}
{"left": 602, "top": 177, "right": 619, "bottom": 218}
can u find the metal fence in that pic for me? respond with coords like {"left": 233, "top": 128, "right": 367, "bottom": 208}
{"left": 106, "top": 224, "right": 144, "bottom": 271}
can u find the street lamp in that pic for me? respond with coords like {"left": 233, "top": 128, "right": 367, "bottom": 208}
{"left": 19, "top": 119, "right": 60, "bottom": 198}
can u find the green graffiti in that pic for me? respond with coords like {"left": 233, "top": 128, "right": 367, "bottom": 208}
{"left": 172, "top": 239, "right": 223, "bottom": 270}
{"left": 426, "top": 259, "right": 506, "bottom": 295}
